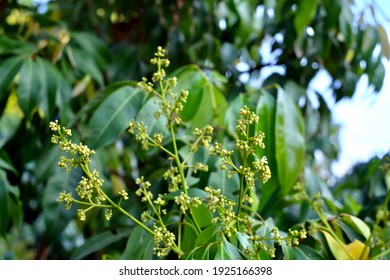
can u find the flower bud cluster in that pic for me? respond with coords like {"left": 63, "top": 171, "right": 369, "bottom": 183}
{"left": 57, "top": 191, "right": 74, "bottom": 210}
{"left": 162, "top": 166, "right": 182, "bottom": 192}
{"left": 50, "top": 120, "right": 96, "bottom": 170}
{"left": 174, "top": 192, "right": 202, "bottom": 214}
{"left": 135, "top": 176, "right": 153, "bottom": 202}
{"left": 75, "top": 169, "right": 104, "bottom": 200}
{"left": 50, "top": 121, "right": 115, "bottom": 222}
{"left": 128, "top": 120, "right": 149, "bottom": 150}
{"left": 204, "top": 187, "right": 239, "bottom": 237}
{"left": 153, "top": 225, "right": 176, "bottom": 257}
{"left": 193, "top": 125, "right": 214, "bottom": 149}
{"left": 137, "top": 46, "right": 187, "bottom": 126}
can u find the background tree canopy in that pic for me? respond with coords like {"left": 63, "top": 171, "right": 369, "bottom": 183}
{"left": 0, "top": 0, "right": 389, "bottom": 259}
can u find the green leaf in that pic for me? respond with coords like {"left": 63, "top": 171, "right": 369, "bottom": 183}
{"left": 173, "top": 65, "right": 228, "bottom": 128}
{"left": 256, "top": 89, "right": 278, "bottom": 208}
{"left": 293, "top": 0, "right": 318, "bottom": 39}
{"left": 293, "top": 244, "right": 326, "bottom": 260}
{"left": 16, "top": 59, "right": 39, "bottom": 117}
{"left": 71, "top": 47, "right": 105, "bottom": 87}
{"left": 87, "top": 86, "right": 145, "bottom": 149}
{"left": 16, "top": 58, "right": 58, "bottom": 120}
{"left": 0, "top": 170, "right": 10, "bottom": 235}
{"left": 71, "top": 228, "right": 132, "bottom": 260}
{"left": 43, "top": 169, "right": 78, "bottom": 243}
{"left": 121, "top": 226, "right": 154, "bottom": 260}
{"left": 275, "top": 87, "right": 305, "bottom": 194}
{"left": 71, "top": 32, "right": 110, "bottom": 69}
{"left": 0, "top": 149, "right": 18, "bottom": 175}
{"left": 191, "top": 203, "right": 214, "bottom": 229}
{"left": 341, "top": 214, "right": 371, "bottom": 240}
{"left": 0, "top": 36, "right": 37, "bottom": 55}
{"left": 282, "top": 242, "right": 296, "bottom": 260}
{"left": 214, "top": 235, "right": 245, "bottom": 260}
{"left": 195, "top": 224, "right": 222, "bottom": 247}
{"left": 0, "top": 56, "right": 24, "bottom": 97}
{"left": 70, "top": 81, "right": 136, "bottom": 127}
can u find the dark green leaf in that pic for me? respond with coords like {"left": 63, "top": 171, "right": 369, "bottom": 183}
{"left": 121, "top": 226, "right": 154, "bottom": 260}
{"left": 71, "top": 228, "right": 132, "bottom": 260}
{"left": 195, "top": 224, "right": 222, "bottom": 247}
{"left": 275, "top": 87, "right": 305, "bottom": 194}
{"left": 256, "top": 89, "right": 278, "bottom": 209}
{"left": 0, "top": 56, "right": 24, "bottom": 97}
{"left": 191, "top": 203, "right": 213, "bottom": 229}
{"left": 70, "top": 81, "right": 136, "bottom": 127}
{"left": 87, "top": 86, "right": 145, "bottom": 149}
{"left": 173, "top": 65, "right": 228, "bottom": 128}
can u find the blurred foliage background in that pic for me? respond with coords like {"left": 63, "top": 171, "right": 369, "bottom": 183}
{"left": 0, "top": 0, "right": 389, "bottom": 259}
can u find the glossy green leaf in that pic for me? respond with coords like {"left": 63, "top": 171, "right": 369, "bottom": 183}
{"left": 0, "top": 170, "right": 10, "bottom": 235}
{"left": 0, "top": 56, "right": 24, "bottom": 97}
{"left": 275, "top": 87, "right": 305, "bottom": 194}
{"left": 256, "top": 90, "right": 278, "bottom": 208}
{"left": 294, "top": 0, "right": 318, "bottom": 39}
{"left": 16, "top": 58, "right": 58, "bottom": 120}
{"left": 191, "top": 203, "right": 213, "bottom": 229}
{"left": 195, "top": 224, "right": 222, "bottom": 247}
{"left": 215, "top": 235, "right": 244, "bottom": 260}
{"left": 70, "top": 81, "right": 136, "bottom": 127}
{"left": 181, "top": 221, "right": 199, "bottom": 253}
{"left": 71, "top": 228, "right": 132, "bottom": 260}
{"left": 87, "top": 86, "right": 145, "bottom": 149}
{"left": 121, "top": 226, "right": 154, "bottom": 260}
{"left": 173, "top": 65, "right": 228, "bottom": 128}
{"left": 341, "top": 214, "right": 371, "bottom": 240}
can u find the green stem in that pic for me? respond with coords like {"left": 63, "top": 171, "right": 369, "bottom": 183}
{"left": 310, "top": 199, "right": 354, "bottom": 259}
{"left": 169, "top": 123, "right": 188, "bottom": 195}
{"left": 101, "top": 191, "right": 154, "bottom": 236}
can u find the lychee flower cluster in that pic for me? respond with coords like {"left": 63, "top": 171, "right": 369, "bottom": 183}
{"left": 50, "top": 121, "right": 115, "bottom": 222}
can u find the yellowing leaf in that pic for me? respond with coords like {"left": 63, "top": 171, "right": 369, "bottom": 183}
{"left": 321, "top": 230, "right": 352, "bottom": 260}
{"left": 346, "top": 240, "right": 369, "bottom": 260}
